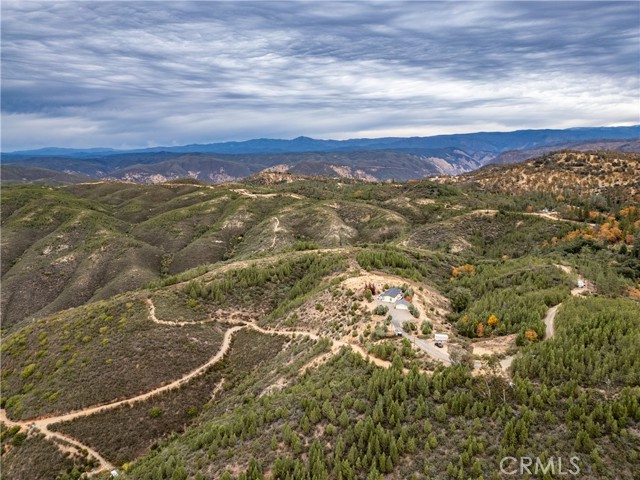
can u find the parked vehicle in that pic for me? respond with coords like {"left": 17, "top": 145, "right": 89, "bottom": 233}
{"left": 434, "top": 333, "right": 449, "bottom": 342}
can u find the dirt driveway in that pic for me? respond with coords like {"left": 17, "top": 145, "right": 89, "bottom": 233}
{"left": 373, "top": 297, "right": 452, "bottom": 365}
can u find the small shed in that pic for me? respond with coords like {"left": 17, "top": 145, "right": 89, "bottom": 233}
{"left": 434, "top": 333, "right": 449, "bottom": 342}
{"left": 395, "top": 299, "right": 411, "bottom": 310}
{"left": 380, "top": 288, "right": 403, "bottom": 303}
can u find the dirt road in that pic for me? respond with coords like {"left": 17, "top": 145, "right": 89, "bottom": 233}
{"left": 271, "top": 216, "right": 281, "bottom": 249}
{"left": 494, "top": 265, "right": 590, "bottom": 375}
{"left": 0, "top": 324, "right": 244, "bottom": 476}
{"left": 0, "top": 409, "right": 114, "bottom": 476}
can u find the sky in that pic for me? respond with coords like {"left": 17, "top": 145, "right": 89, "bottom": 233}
{"left": 1, "top": 1, "right": 639, "bottom": 151}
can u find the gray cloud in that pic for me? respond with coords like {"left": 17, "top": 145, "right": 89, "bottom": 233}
{"left": 1, "top": 0, "right": 638, "bottom": 150}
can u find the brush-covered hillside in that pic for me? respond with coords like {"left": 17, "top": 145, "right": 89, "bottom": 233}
{"left": 1, "top": 151, "right": 640, "bottom": 479}
{"left": 0, "top": 174, "right": 571, "bottom": 330}
{"left": 454, "top": 151, "right": 640, "bottom": 204}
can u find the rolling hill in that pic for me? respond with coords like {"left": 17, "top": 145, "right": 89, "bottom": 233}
{"left": 453, "top": 150, "right": 640, "bottom": 203}
{"left": 3, "top": 149, "right": 639, "bottom": 331}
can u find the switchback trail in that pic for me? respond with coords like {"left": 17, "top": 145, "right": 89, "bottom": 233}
{"left": 2, "top": 263, "right": 591, "bottom": 475}
{"left": 0, "top": 409, "right": 114, "bottom": 476}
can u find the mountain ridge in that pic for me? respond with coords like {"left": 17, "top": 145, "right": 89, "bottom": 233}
{"left": 2, "top": 126, "right": 638, "bottom": 185}
{"left": 5, "top": 125, "right": 639, "bottom": 157}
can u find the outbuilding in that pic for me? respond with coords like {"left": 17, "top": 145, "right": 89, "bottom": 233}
{"left": 395, "top": 299, "right": 411, "bottom": 310}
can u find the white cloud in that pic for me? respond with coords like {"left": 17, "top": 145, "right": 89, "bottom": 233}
{"left": 1, "top": 1, "right": 638, "bottom": 150}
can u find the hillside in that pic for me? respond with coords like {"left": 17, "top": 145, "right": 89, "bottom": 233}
{"left": 0, "top": 165, "right": 93, "bottom": 186}
{"left": 1, "top": 162, "right": 639, "bottom": 479}
{"left": 2, "top": 253, "right": 638, "bottom": 478}
{"left": 453, "top": 150, "right": 640, "bottom": 203}
{"left": 490, "top": 139, "right": 640, "bottom": 165}
{"left": 3, "top": 154, "right": 640, "bottom": 330}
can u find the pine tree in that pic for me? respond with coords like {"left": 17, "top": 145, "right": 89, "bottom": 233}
{"left": 246, "top": 459, "right": 264, "bottom": 480}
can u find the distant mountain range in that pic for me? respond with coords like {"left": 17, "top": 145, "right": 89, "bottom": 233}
{"left": 2, "top": 125, "right": 638, "bottom": 184}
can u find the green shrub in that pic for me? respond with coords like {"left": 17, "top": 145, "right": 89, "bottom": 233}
{"left": 20, "top": 364, "right": 36, "bottom": 379}
{"left": 149, "top": 407, "right": 163, "bottom": 418}
{"left": 420, "top": 321, "right": 432, "bottom": 335}
{"left": 373, "top": 305, "right": 389, "bottom": 315}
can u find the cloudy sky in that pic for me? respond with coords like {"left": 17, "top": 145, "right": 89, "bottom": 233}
{"left": 1, "top": 1, "right": 639, "bottom": 151}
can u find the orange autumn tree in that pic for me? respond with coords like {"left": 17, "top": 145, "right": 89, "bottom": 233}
{"left": 487, "top": 315, "right": 499, "bottom": 327}
{"left": 597, "top": 222, "right": 623, "bottom": 244}
{"left": 620, "top": 206, "right": 639, "bottom": 219}
{"left": 476, "top": 323, "right": 484, "bottom": 338}
{"left": 524, "top": 329, "right": 538, "bottom": 342}
{"left": 452, "top": 264, "right": 476, "bottom": 278}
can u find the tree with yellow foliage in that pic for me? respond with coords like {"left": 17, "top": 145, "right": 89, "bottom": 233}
{"left": 597, "top": 222, "right": 623, "bottom": 244}
{"left": 487, "top": 315, "right": 499, "bottom": 327}
{"left": 451, "top": 264, "right": 476, "bottom": 278}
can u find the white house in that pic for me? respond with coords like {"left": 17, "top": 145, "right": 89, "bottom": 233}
{"left": 395, "top": 299, "right": 411, "bottom": 310}
{"left": 380, "top": 288, "right": 403, "bottom": 303}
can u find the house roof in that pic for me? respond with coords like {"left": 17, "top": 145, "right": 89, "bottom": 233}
{"left": 396, "top": 299, "right": 411, "bottom": 306}
{"left": 382, "top": 288, "right": 403, "bottom": 297}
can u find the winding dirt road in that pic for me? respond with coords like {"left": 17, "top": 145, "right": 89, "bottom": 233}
{"left": 244, "top": 322, "right": 399, "bottom": 371}
{"left": 0, "top": 324, "right": 244, "bottom": 476}
{"left": 496, "top": 266, "right": 589, "bottom": 374}
{"left": 0, "top": 409, "right": 114, "bottom": 475}
{"left": 6, "top": 261, "right": 586, "bottom": 474}
{"left": 497, "top": 303, "right": 559, "bottom": 374}
{"left": 1, "top": 298, "right": 402, "bottom": 475}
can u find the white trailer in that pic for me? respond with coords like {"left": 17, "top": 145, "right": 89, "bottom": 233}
{"left": 434, "top": 333, "right": 449, "bottom": 348}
